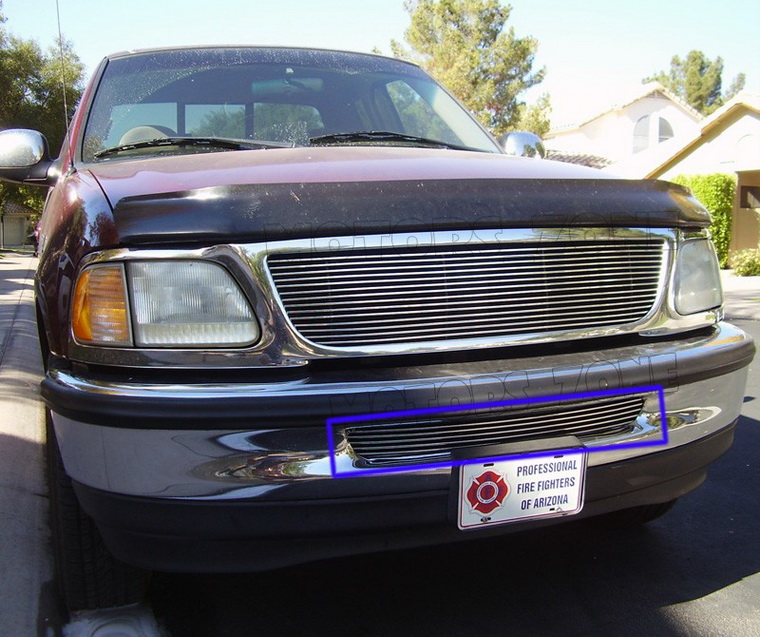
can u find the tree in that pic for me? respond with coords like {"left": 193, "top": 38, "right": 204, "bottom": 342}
{"left": 644, "top": 50, "right": 745, "bottom": 115}
{"left": 392, "top": 0, "right": 545, "bottom": 136}
{"left": 515, "top": 92, "right": 551, "bottom": 137}
{"left": 0, "top": 2, "right": 85, "bottom": 214}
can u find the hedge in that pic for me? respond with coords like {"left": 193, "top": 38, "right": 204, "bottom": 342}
{"left": 671, "top": 174, "right": 735, "bottom": 268}
{"left": 731, "top": 249, "right": 760, "bottom": 276}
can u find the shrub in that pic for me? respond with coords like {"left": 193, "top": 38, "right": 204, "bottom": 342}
{"left": 731, "top": 249, "right": 760, "bottom": 276}
{"left": 671, "top": 174, "right": 735, "bottom": 268}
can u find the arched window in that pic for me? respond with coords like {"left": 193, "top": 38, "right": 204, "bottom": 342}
{"left": 659, "top": 118, "right": 674, "bottom": 143}
{"left": 633, "top": 115, "right": 650, "bottom": 153}
{"left": 633, "top": 115, "right": 674, "bottom": 152}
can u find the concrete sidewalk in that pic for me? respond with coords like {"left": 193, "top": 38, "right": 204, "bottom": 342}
{"left": 0, "top": 252, "right": 57, "bottom": 634}
{"left": 721, "top": 270, "right": 760, "bottom": 321}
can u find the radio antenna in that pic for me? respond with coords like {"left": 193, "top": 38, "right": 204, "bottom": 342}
{"left": 55, "top": 0, "right": 69, "bottom": 126}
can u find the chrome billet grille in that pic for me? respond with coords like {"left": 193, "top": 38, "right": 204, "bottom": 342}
{"left": 346, "top": 394, "right": 645, "bottom": 465}
{"left": 267, "top": 239, "right": 665, "bottom": 347}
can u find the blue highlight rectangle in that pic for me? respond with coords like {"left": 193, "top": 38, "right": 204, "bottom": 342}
{"left": 326, "top": 385, "right": 667, "bottom": 478}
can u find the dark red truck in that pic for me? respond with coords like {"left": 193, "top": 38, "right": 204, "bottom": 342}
{"left": 0, "top": 47, "right": 753, "bottom": 610}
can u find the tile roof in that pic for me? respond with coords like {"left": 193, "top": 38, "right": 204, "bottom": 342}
{"left": 1, "top": 200, "right": 36, "bottom": 216}
{"left": 545, "top": 150, "right": 612, "bottom": 169}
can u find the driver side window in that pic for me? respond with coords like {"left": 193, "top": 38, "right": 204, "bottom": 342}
{"left": 385, "top": 80, "right": 458, "bottom": 143}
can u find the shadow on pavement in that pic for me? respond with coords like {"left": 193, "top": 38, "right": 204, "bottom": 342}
{"left": 151, "top": 411, "right": 760, "bottom": 636}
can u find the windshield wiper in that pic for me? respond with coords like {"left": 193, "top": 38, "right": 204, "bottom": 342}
{"left": 308, "top": 131, "right": 472, "bottom": 151}
{"left": 94, "top": 136, "right": 287, "bottom": 159}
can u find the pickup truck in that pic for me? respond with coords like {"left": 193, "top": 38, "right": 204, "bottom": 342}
{"left": 0, "top": 46, "right": 753, "bottom": 611}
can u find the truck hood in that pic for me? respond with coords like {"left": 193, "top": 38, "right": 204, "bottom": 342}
{"left": 85, "top": 146, "right": 711, "bottom": 245}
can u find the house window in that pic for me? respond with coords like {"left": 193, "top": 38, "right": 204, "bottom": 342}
{"left": 633, "top": 115, "right": 650, "bottom": 153}
{"left": 659, "top": 118, "right": 674, "bottom": 143}
{"left": 740, "top": 186, "right": 760, "bottom": 209}
{"left": 633, "top": 115, "right": 674, "bottom": 153}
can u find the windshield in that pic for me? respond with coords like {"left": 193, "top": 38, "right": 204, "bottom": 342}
{"left": 81, "top": 48, "right": 501, "bottom": 161}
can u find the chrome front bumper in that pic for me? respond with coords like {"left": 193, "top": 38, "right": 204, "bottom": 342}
{"left": 45, "top": 322, "right": 754, "bottom": 501}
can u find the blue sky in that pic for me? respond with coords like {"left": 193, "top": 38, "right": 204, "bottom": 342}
{"left": 3, "top": 0, "right": 758, "bottom": 126}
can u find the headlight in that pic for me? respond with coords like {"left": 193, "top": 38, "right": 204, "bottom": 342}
{"left": 72, "top": 261, "right": 260, "bottom": 347}
{"left": 673, "top": 239, "right": 723, "bottom": 315}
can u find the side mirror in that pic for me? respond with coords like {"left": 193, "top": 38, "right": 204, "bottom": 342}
{"left": 0, "top": 129, "right": 55, "bottom": 185}
{"left": 499, "top": 131, "right": 546, "bottom": 159}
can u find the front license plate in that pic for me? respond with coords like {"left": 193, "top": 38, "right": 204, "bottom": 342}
{"left": 457, "top": 452, "right": 587, "bottom": 530}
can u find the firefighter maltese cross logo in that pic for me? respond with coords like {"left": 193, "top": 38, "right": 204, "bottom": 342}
{"left": 466, "top": 469, "right": 510, "bottom": 515}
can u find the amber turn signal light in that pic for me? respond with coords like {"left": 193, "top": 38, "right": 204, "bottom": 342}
{"left": 72, "top": 264, "right": 132, "bottom": 346}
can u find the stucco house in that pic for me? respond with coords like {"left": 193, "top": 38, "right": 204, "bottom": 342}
{"left": 604, "top": 92, "right": 760, "bottom": 254}
{"left": 544, "top": 83, "right": 760, "bottom": 256}
{"left": 544, "top": 82, "right": 703, "bottom": 164}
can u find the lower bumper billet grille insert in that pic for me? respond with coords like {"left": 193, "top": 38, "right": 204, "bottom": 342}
{"left": 345, "top": 393, "right": 646, "bottom": 465}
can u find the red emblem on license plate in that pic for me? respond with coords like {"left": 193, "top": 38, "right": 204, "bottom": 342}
{"left": 465, "top": 469, "right": 510, "bottom": 515}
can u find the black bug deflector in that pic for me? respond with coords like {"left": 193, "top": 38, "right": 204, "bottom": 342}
{"left": 110, "top": 178, "right": 711, "bottom": 246}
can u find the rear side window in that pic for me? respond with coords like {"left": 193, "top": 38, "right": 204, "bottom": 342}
{"left": 186, "top": 104, "right": 246, "bottom": 138}
{"left": 253, "top": 103, "right": 324, "bottom": 143}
